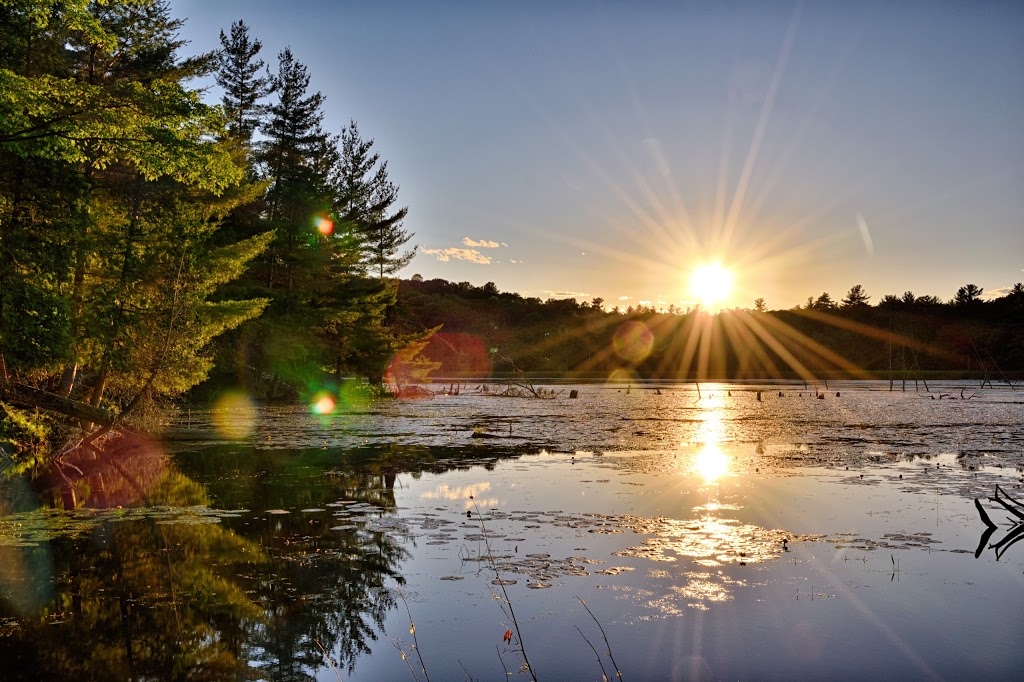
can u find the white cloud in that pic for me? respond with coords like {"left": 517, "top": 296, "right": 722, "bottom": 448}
{"left": 421, "top": 247, "right": 492, "bottom": 264}
{"left": 982, "top": 287, "right": 1013, "bottom": 299}
{"left": 618, "top": 295, "right": 631, "bottom": 301}
{"left": 462, "top": 237, "right": 501, "bottom": 248}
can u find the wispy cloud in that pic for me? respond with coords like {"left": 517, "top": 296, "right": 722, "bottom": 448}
{"left": 462, "top": 237, "right": 502, "bottom": 248}
{"left": 545, "top": 290, "right": 589, "bottom": 299}
{"left": 421, "top": 247, "right": 492, "bottom": 264}
{"left": 618, "top": 295, "right": 632, "bottom": 301}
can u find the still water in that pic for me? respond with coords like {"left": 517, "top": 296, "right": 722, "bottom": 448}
{"left": 2, "top": 381, "right": 1022, "bottom": 680}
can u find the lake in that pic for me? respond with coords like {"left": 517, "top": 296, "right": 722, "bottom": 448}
{"left": 2, "top": 381, "right": 1022, "bottom": 680}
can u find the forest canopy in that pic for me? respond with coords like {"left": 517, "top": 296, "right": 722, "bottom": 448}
{"left": 0, "top": 1, "right": 415, "bottom": 458}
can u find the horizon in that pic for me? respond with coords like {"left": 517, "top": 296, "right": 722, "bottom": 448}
{"left": 174, "top": 0, "right": 1024, "bottom": 310}
{"left": 400, "top": 272, "right": 1022, "bottom": 315}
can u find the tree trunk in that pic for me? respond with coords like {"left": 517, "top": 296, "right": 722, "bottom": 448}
{"left": 89, "top": 355, "right": 109, "bottom": 407}
{"left": 57, "top": 363, "right": 78, "bottom": 398}
{"left": 9, "top": 383, "right": 114, "bottom": 426}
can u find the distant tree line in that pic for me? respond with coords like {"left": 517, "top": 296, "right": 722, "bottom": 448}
{"left": 394, "top": 278, "right": 1024, "bottom": 381}
{"left": 0, "top": 1, "right": 414, "bottom": 457}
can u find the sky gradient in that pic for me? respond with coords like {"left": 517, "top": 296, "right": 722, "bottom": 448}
{"left": 174, "top": 0, "right": 1024, "bottom": 310}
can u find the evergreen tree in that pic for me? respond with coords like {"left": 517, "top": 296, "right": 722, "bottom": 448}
{"left": 812, "top": 292, "right": 837, "bottom": 310}
{"left": 259, "top": 47, "right": 329, "bottom": 295}
{"left": 953, "top": 283, "right": 983, "bottom": 307}
{"left": 216, "top": 20, "right": 274, "bottom": 144}
{"left": 334, "top": 120, "right": 413, "bottom": 278}
{"left": 841, "top": 285, "right": 870, "bottom": 308}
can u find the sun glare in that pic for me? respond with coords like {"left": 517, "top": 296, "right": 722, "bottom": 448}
{"left": 689, "top": 263, "right": 733, "bottom": 309}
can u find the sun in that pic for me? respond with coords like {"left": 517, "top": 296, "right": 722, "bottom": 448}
{"left": 689, "top": 263, "right": 734, "bottom": 309}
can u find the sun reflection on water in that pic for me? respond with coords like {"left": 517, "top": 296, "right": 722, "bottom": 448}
{"left": 691, "top": 398, "right": 732, "bottom": 482}
{"left": 695, "top": 444, "right": 730, "bottom": 482}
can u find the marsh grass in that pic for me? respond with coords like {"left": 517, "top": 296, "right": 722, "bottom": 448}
{"left": 468, "top": 495, "right": 538, "bottom": 681}
{"left": 575, "top": 596, "right": 624, "bottom": 681}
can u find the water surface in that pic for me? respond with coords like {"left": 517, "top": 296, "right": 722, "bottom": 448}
{"left": 1, "top": 381, "right": 1022, "bottom": 680}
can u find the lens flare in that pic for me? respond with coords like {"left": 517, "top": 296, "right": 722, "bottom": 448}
{"left": 608, "top": 367, "right": 639, "bottom": 385}
{"left": 613, "top": 321, "right": 654, "bottom": 361}
{"left": 212, "top": 390, "right": 257, "bottom": 439}
{"left": 311, "top": 391, "right": 335, "bottom": 415}
{"left": 314, "top": 215, "right": 334, "bottom": 236}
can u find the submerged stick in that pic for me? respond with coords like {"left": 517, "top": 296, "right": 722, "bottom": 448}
{"left": 991, "top": 524, "right": 1024, "bottom": 560}
{"left": 975, "top": 498, "right": 998, "bottom": 530}
{"left": 988, "top": 487, "right": 1024, "bottom": 522}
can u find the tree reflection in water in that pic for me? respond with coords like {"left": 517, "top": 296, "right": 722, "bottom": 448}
{"left": 0, "top": 437, "right": 474, "bottom": 680}
{"left": 1, "top": 463, "right": 263, "bottom": 679}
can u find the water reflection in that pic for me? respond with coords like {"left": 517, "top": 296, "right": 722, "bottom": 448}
{"left": 695, "top": 444, "right": 730, "bottom": 483}
{"left": 974, "top": 485, "right": 1024, "bottom": 561}
{"left": 420, "top": 482, "right": 498, "bottom": 509}
{"left": 0, "top": 452, "right": 264, "bottom": 680}
{"left": 0, "top": 439, "right": 422, "bottom": 681}
{"left": 692, "top": 398, "right": 732, "bottom": 482}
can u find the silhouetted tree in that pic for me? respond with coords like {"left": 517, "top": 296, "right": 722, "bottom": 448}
{"left": 753, "top": 297, "right": 767, "bottom": 313}
{"left": 812, "top": 292, "right": 837, "bottom": 310}
{"left": 841, "top": 285, "right": 870, "bottom": 307}
{"left": 953, "top": 283, "right": 983, "bottom": 307}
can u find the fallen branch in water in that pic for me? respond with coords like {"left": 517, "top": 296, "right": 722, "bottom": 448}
{"left": 975, "top": 484, "right": 1024, "bottom": 560}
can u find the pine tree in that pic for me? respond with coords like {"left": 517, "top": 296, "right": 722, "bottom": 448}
{"left": 216, "top": 20, "right": 274, "bottom": 144}
{"left": 259, "top": 47, "right": 330, "bottom": 295}
{"left": 812, "top": 292, "right": 837, "bottom": 310}
{"left": 953, "top": 284, "right": 983, "bottom": 307}
{"left": 841, "top": 285, "right": 870, "bottom": 308}
{"left": 334, "top": 120, "right": 413, "bottom": 278}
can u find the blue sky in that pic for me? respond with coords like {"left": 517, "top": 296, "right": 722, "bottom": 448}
{"left": 174, "top": 0, "right": 1024, "bottom": 310}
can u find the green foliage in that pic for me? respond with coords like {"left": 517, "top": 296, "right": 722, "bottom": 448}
{"left": 0, "top": 403, "right": 51, "bottom": 457}
{"left": 0, "top": 0, "right": 273, "bottom": 442}
{"left": 334, "top": 120, "right": 413, "bottom": 278}
{"left": 0, "top": 279, "right": 72, "bottom": 373}
{"left": 216, "top": 19, "right": 273, "bottom": 144}
{"left": 1, "top": 2, "right": 417, "bottom": 443}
